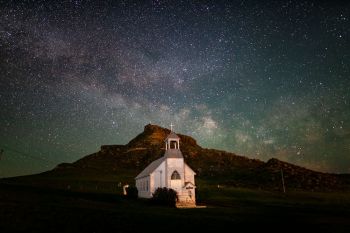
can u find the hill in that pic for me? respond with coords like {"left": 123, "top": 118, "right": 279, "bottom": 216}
{"left": 3, "top": 124, "right": 350, "bottom": 192}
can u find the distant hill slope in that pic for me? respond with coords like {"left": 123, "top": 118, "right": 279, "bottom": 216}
{"left": 4, "top": 124, "right": 350, "bottom": 192}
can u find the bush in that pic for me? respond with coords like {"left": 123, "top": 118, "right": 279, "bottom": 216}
{"left": 152, "top": 187, "right": 178, "bottom": 207}
{"left": 126, "top": 186, "right": 138, "bottom": 199}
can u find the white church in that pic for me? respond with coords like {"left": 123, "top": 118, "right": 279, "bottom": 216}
{"left": 135, "top": 128, "right": 196, "bottom": 206}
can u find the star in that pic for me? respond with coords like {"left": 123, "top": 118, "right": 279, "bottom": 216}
{"left": 0, "top": 0, "right": 349, "bottom": 177}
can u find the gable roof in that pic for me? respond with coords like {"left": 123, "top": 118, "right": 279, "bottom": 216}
{"left": 184, "top": 181, "right": 196, "bottom": 187}
{"left": 165, "top": 132, "right": 180, "bottom": 140}
{"left": 135, "top": 157, "right": 165, "bottom": 179}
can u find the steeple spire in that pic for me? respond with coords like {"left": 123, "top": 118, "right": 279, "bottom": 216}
{"left": 170, "top": 123, "right": 174, "bottom": 132}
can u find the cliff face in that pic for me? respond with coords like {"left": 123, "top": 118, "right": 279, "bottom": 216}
{"left": 51, "top": 124, "right": 349, "bottom": 192}
{"left": 57, "top": 124, "right": 261, "bottom": 175}
{"left": 127, "top": 124, "right": 198, "bottom": 149}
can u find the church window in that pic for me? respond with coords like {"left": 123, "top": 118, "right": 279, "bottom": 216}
{"left": 171, "top": 170, "right": 181, "bottom": 180}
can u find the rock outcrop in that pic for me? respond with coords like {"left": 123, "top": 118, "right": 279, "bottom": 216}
{"left": 48, "top": 124, "right": 350, "bottom": 192}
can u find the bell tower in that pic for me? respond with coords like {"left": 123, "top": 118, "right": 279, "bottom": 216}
{"left": 165, "top": 123, "right": 180, "bottom": 150}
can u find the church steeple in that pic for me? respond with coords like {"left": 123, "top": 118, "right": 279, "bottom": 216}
{"left": 165, "top": 123, "right": 180, "bottom": 150}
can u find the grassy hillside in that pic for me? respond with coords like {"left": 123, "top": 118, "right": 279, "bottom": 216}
{"left": 2, "top": 124, "right": 350, "bottom": 194}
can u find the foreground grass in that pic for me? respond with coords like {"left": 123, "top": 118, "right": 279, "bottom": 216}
{"left": 197, "top": 183, "right": 350, "bottom": 208}
{"left": 1, "top": 180, "right": 350, "bottom": 233}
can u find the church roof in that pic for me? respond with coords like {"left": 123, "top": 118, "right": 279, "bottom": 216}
{"left": 164, "top": 149, "right": 184, "bottom": 159}
{"left": 135, "top": 159, "right": 195, "bottom": 182}
{"left": 135, "top": 156, "right": 165, "bottom": 179}
{"left": 135, "top": 149, "right": 185, "bottom": 179}
{"left": 165, "top": 132, "right": 180, "bottom": 140}
{"left": 184, "top": 181, "right": 196, "bottom": 187}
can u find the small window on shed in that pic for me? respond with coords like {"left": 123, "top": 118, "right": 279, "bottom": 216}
{"left": 171, "top": 170, "right": 181, "bottom": 180}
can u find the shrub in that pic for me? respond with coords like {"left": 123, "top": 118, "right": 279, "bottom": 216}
{"left": 152, "top": 187, "right": 178, "bottom": 207}
{"left": 126, "top": 186, "right": 138, "bottom": 199}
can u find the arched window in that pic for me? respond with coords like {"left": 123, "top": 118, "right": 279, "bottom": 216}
{"left": 171, "top": 170, "right": 181, "bottom": 180}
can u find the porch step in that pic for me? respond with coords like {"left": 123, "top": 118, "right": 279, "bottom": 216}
{"left": 176, "top": 202, "right": 197, "bottom": 208}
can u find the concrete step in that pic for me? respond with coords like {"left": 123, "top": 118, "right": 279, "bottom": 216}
{"left": 176, "top": 202, "right": 197, "bottom": 208}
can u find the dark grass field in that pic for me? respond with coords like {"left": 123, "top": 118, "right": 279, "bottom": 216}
{"left": 1, "top": 180, "right": 350, "bottom": 233}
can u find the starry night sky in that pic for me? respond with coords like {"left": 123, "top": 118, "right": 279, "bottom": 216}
{"left": 1, "top": 0, "right": 349, "bottom": 177}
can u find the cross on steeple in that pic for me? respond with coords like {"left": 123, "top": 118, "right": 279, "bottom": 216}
{"left": 170, "top": 123, "right": 174, "bottom": 132}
